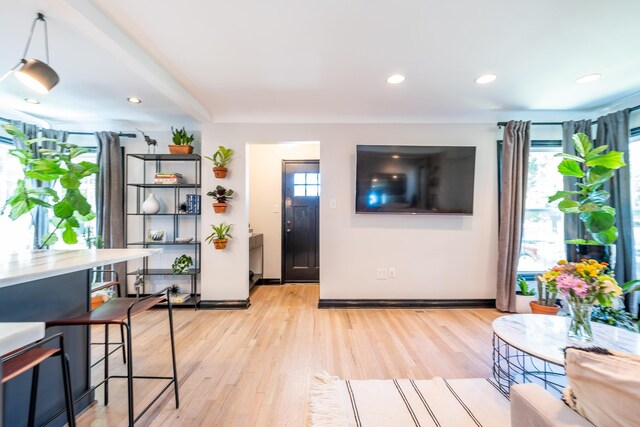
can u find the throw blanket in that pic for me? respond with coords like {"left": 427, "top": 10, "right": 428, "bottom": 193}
{"left": 310, "top": 372, "right": 510, "bottom": 427}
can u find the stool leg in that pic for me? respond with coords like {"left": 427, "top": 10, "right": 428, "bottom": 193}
{"left": 59, "top": 338, "right": 77, "bottom": 427}
{"left": 125, "top": 323, "right": 134, "bottom": 427}
{"left": 120, "top": 324, "right": 127, "bottom": 364}
{"left": 104, "top": 324, "right": 109, "bottom": 405}
{"left": 167, "top": 300, "right": 180, "bottom": 409}
{"left": 27, "top": 365, "right": 39, "bottom": 427}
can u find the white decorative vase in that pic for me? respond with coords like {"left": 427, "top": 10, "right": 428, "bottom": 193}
{"left": 142, "top": 193, "right": 161, "bottom": 214}
{"left": 515, "top": 294, "right": 536, "bottom": 313}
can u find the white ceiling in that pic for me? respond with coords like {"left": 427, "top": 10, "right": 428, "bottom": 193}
{"left": 1, "top": 0, "right": 640, "bottom": 128}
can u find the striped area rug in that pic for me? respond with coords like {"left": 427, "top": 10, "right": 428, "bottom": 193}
{"left": 310, "top": 372, "right": 510, "bottom": 427}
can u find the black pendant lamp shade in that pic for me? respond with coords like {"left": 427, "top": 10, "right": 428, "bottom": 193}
{"left": 0, "top": 13, "right": 60, "bottom": 93}
{"left": 15, "top": 58, "right": 59, "bottom": 94}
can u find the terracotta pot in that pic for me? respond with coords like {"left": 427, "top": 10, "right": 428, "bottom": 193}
{"left": 168, "top": 145, "right": 194, "bottom": 155}
{"left": 213, "top": 239, "right": 227, "bottom": 250}
{"left": 213, "top": 166, "right": 228, "bottom": 178}
{"left": 213, "top": 203, "right": 228, "bottom": 213}
{"left": 529, "top": 301, "right": 561, "bottom": 315}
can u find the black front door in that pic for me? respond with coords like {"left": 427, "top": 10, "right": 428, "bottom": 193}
{"left": 282, "top": 160, "right": 320, "bottom": 283}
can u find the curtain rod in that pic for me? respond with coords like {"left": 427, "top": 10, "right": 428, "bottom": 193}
{"left": 0, "top": 116, "right": 136, "bottom": 138}
{"left": 496, "top": 104, "right": 640, "bottom": 127}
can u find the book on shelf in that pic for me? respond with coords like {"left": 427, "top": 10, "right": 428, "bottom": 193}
{"left": 169, "top": 293, "right": 191, "bottom": 304}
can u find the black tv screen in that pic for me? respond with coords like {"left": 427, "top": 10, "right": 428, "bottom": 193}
{"left": 355, "top": 145, "right": 476, "bottom": 215}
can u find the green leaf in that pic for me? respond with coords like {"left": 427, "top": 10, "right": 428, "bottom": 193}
{"left": 28, "top": 187, "right": 59, "bottom": 202}
{"left": 65, "top": 216, "right": 79, "bottom": 228}
{"left": 2, "top": 124, "right": 27, "bottom": 142}
{"left": 586, "top": 151, "right": 626, "bottom": 169}
{"left": 584, "top": 190, "right": 610, "bottom": 205}
{"left": 65, "top": 189, "right": 92, "bottom": 215}
{"left": 40, "top": 232, "right": 58, "bottom": 248}
{"left": 548, "top": 190, "right": 581, "bottom": 203}
{"left": 585, "top": 145, "right": 608, "bottom": 160}
{"left": 572, "top": 133, "right": 592, "bottom": 157}
{"left": 578, "top": 202, "right": 600, "bottom": 212}
{"left": 586, "top": 166, "right": 615, "bottom": 186}
{"left": 8, "top": 149, "right": 33, "bottom": 165}
{"left": 74, "top": 211, "right": 96, "bottom": 222}
{"left": 622, "top": 280, "right": 640, "bottom": 294}
{"left": 78, "top": 161, "right": 100, "bottom": 176}
{"left": 558, "top": 199, "right": 580, "bottom": 213}
{"left": 592, "top": 226, "right": 618, "bottom": 245}
{"left": 53, "top": 200, "right": 74, "bottom": 219}
{"left": 565, "top": 239, "right": 600, "bottom": 245}
{"left": 554, "top": 153, "right": 584, "bottom": 163}
{"left": 584, "top": 210, "right": 615, "bottom": 232}
{"left": 557, "top": 159, "right": 584, "bottom": 178}
{"left": 60, "top": 172, "right": 80, "bottom": 189}
{"left": 62, "top": 226, "right": 78, "bottom": 244}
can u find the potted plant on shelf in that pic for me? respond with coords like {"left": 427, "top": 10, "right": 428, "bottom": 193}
{"left": 515, "top": 275, "right": 537, "bottom": 313}
{"left": 207, "top": 185, "right": 234, "bottom": 213}
{"left": 530, "top": 273, "right": 560, "bottom": 315}
{"left": 205, "top": 222, "right": 233, "bottom": 250}
{"left": 205, "top": 145, "right": 234, "bottom": 178}
{"left": 548, "top": 133, "right": 626, "bottom": 263}
{"left": 171, "top": 254, "right": 193, "bottom": 274}
{"left": 169, "top": 126, "right": 194, "bottom": 154}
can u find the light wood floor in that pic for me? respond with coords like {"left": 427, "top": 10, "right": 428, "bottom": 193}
{"left": 78, "top": 284, "right": 502, "bottom": 427}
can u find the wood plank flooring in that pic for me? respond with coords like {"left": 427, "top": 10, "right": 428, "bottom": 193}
{"left": 78, "top": 284, "right": 502, "bottom": 427}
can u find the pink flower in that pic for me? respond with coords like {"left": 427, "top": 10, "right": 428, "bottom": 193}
{"left": 556, "top": 273, "right": 589, "bottom": 298}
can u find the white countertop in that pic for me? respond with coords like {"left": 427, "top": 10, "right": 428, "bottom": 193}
{"left": 493, "top": 314, "right": 640, "bottom": 365}
{"left": 0, "top": 322, "right": 45, "bottom": 356}
{"left": 0, "top": 249, "right": 160, "bottom": 289}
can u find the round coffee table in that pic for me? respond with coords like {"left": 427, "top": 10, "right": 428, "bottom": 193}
{"left": 492, "top": 314, "right": 640, "bottom": 396}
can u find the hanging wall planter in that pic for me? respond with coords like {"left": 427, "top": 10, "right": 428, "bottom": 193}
{"left": 207, "top": 185, "right": 234, "bottom": 214}
{"left": 205, "top": 223, "right": 233, "bottom": 250}
{"left": 205, "top": 146, "right": 234, "bottom": 178}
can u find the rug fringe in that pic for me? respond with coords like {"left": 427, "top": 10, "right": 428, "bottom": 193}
{"left": 309, "top": 371, "right": 349, "bottom": 427}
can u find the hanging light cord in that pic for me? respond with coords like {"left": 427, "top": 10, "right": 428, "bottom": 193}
{"left": 21, "top": 13, "right": 50, "bottom": 64}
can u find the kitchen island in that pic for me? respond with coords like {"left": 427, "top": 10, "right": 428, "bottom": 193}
{"left": 0, "top": 249, "right": 159, "bottom": 427}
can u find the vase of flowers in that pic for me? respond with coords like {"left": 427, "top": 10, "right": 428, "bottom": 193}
{"left": 540, "top": 259, "right": 623, "bottom": 341}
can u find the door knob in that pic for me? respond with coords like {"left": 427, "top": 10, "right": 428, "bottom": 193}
{"left": 286, "top": 228, "right": 291, "bottom": 233}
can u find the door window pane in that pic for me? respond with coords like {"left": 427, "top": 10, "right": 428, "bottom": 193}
{"left": 294, "top": 173, "right": 306, "bottom": 185}
{"left": 294, "top": 185, "right": 306, "bottom": 197}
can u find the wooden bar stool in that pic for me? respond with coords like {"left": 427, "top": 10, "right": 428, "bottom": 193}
{"left": 2, "top": 332, "right": 76, "bottom": 427}
{"left": 47, "top": 288, "right": 179, "bottom": 427}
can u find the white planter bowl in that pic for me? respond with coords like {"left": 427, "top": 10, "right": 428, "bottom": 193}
{"left": 515, "top": 294, "right": 537, "bottom": 313}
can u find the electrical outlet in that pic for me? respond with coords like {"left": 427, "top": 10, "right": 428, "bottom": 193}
{"left": 376, "top": 268, "right": 388, "bottom": 280}
{"left": 388, "top": 267, "right": 396, "bottom": 278}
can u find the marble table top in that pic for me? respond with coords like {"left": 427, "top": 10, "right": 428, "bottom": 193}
{"left": 492, "top": 314, "right": 640, "bottom": 366}
{"left": 0, "top": 249, "right": 160, "bottom": 289}
{"left": 0, "top": 322, "right": 45, "bottom": 357}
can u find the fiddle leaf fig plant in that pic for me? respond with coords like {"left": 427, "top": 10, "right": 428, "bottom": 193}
{"left": 205, "top": 146, "right": 234, "bottom": 168}
{"left": 0, "top": 124, "right": 99, "bottom": 248}
{"left": 548, "top": 133, "right": 626, "bottom": 246}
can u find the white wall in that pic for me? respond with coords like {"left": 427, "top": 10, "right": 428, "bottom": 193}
{"left": 200, "top": 123, "right": 499, "bottom": 301}
{"left": 247, "top": 143, "right": 320, "bottom": 280}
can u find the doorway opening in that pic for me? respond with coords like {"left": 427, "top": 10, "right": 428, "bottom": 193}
{"left": 246, "top": 142, "right": 320, "bottom": 289}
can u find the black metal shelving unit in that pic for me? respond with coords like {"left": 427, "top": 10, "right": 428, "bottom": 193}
{"left": 125, "top": 153, "right": 201, "bottom": 309}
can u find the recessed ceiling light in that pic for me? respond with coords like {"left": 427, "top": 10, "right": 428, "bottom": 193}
{"left": 24, "top": 98, "right": 40, "bottom": 104}
{"left": 386, "top": 74, "right": 406, "bottom": 84}
{"left": 392, "top": 175, "right": 398, "bottom": 179}
{"left": 392, "top": 155, "right": 400, "bottom": 159}
{"left": 576, "top": 74, "right": 601, "bottom": 84}
{"left": 127, "top": 97, "right": 142, "bottom": 104}
{"left": 475, "top": 74, "right": 497, "bottom": 85}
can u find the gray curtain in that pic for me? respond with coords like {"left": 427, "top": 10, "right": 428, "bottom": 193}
{"left": 96, "top": 131, "right": 125, "bottom": 282}
{"left": 595, "top": 110, "right": 637, "bottom": 313}
{"left": 562, "top": 120, "right": 592, "bottom": 242}
{"left": 11, "top": 121, "right": 42, "bottom": 248}
{"left": 497, "top": 121, "right": 531, "bottom": 312}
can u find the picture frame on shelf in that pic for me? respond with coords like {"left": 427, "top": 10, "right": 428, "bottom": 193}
{"left": 146, "top": 229, "right": 166, "bottom": 243}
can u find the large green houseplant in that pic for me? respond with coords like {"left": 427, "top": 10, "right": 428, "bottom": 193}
{"left": 0, "top": 124, "right": 100, "bottom": 248}
{"left": 548, "top": 133, "right": 626, "bottom": 261}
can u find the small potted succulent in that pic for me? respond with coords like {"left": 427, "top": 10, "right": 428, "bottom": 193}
{"left": 205, "top": 145, "right": 234, "bottom": 178}
{"left": 169, "top": 126, "right": 195, "bottom": 154}
{"left": 205, "top": 222, "right": 233, "bottom": 250}
{"left": 171, "top": 254, "right": 193, "bottom": 274}
{"left": 207, "top": 185, "right": 234, "bottom": 213}
{"left": 515, "top": 275, "right": 537, "bottom": 314}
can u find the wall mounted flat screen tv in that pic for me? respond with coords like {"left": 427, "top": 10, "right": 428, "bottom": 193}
{"left": 355, "top": 145, "right": 476, "bottom": 215}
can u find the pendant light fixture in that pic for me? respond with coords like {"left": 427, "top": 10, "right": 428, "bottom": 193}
{"left": 0, "top": 13, "right": 59, "bottom": 94}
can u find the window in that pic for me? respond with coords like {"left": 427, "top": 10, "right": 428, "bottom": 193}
{"left": 293, "top": 172, "right": 320, "bottom": 197}
{"left": 517, "top": 144, "right": 566, "bottom": 275}
{"left": 0, "top": 140, "right": 98, "bottom": 251}
{"left": 630, "top": 136, "right": 640, "bottom": 277}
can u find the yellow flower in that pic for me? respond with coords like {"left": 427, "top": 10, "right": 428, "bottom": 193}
{"left": 557, "top": 259, "right": 568, "bottom": 265}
